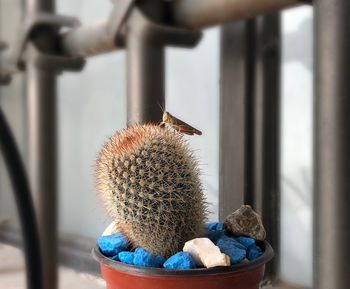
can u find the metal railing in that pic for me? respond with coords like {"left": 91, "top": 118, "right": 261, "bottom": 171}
{"left": 6, "top": 1, "right": 350, "bottom": 289}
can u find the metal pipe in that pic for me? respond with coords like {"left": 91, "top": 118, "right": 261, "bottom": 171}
{"left": 219, "top": 16, "right": 281, "bottom": 282}
{"left": 61, "top": 21, "right": 116, "bottom": 57}
{"left": 61, "top": 0, "right": 308, "bottom": 58}
{"left": 26, "top": 1, "right": 58, "bottom": 289}
{"left": 61, "top": 0, "right": 134, "bottom": 57}
{"left": 27, "top": 66, "right": 57, "bottom": 289}
{"left": 219, "top": 21, "right": 248, "bottom": 221}
{"left": 126, "top": 1, "right": 165, "bottom": 125}
{"left": 253, "top": 15, "right": 281, "bottom": 281}
{"left": 239, "top": 15, "right": 280, "bottom": 281}
{"left": 244, "top": 19, "right": 257, "bottom": 208}
{"left": 58, "top": 0, "right": 310, "bottom": 59}
{"left": 126, "top": 37, "right": 164, "bottom": 125}
{"left": 172, "top": 0, "right": 309, "bottom": 30}
{"left": 1, "top": 0, "right": 311, "bottom": 73}
{"left": 314, "top": 0, "right": 350, "bottom": 288}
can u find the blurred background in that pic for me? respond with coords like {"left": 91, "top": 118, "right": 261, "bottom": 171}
{"left": 0, "top": 1, "right": 313, "bottom": 288}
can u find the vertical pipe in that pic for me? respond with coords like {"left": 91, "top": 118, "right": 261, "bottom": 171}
{"left": 26, "top": 1, "right": 57, "bottom": 289}
{"left": 244, "top": 19, "right": 257, "bottom": 207}
{"left": 314, "top": 0, "right": 350, "bottom": 288}
{"left": 126, "top": 37, "right": 165, "bottom": 125}
{"left": 126, "top": 1, "right": 165, "bottom": 125}
{"left": 219, "top": 19, "right": 281, "bottom": 281}
{"left": 220, "top": 16, "right": 280, "bottom": 282}
{"left": 219, "top": 21, "right": 248, "bottom": 221}
{"left": 253, "top": 15, "right": 281, "bottom": 281}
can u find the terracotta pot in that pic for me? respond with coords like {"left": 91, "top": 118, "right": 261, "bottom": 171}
{"left": 92, "top": 241, "right": 273, "bottom": 289}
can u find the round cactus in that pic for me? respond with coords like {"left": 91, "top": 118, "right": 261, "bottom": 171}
{"left": 96, "top": 124, "right": 207, "bottom": 258}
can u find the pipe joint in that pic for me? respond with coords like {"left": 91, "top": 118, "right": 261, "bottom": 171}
{"left": 0, "top": 12, "right": 85, "bottom": 85}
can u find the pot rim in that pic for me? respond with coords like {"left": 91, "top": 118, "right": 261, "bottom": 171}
{"left": 92, "top": 240, "right": 273, "bottom": 276}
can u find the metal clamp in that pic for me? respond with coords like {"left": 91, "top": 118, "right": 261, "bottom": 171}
{"left": 61, "top": 0, "right": 201, "bottom": 58}
{"left": 126, "top": 7, "right": 202, "bottom": 47}
{"left": 0, "top": 12, "right": 85, "bottom": 85}
{"left": 125, "top": 5, "right": 202, "bottom": 126}
{"left": 107, "top": 0, "right": 202, "bottom": 47}
{"left": 0, "top": 0, "right": 202, "bottom": 85}
{"left": 60, "top": 0, "right": 136, "bottom": 57}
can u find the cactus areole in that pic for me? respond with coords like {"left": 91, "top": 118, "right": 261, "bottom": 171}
{"left": 96, "top": 124, "right": 207, "bottom": 258}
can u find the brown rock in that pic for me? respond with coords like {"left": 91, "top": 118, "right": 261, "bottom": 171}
{"left": 224, "top": 205, "right": 266, "bottom": 241}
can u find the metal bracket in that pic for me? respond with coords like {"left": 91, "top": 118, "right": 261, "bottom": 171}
{"left": 107, "top": 0, "right": 202, "bottom": 48}
{"left": 127, "top": 7, "right": 202, "bottom": 47}
{"left": 108, "top": 0, "right": 136, "bottom": 46}
{"left": 59, "top": 0, "right": 136, "bottom": 58}
{"left": 21, "top": 13, "right": 86, "bottom": 72}
{"left": 125, "top": 6, "right": 202, "bottom": 125}
{"left": 0, "top": 12, "right": 85, "bottom": 85}
{"left": 0, "top": 1, "right": 201, "bottom": 85}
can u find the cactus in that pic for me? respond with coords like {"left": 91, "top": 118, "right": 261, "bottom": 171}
{"left": 96, "top": 124, "right": 207, "bottom": 258}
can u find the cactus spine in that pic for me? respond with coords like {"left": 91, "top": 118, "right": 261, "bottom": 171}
{"left": 96, "top": 124, "right": 207, "bottom": 258}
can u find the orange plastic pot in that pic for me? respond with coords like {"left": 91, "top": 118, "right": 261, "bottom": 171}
{"left": 92, "top": 241, "right": 273, "bottom": 289}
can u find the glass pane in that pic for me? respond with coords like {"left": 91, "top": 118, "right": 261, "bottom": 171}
{"left": 57, "top": 0, "right": 126, "bottom": 239}
{"left": 281, "top": 6, "right": 313, "bottom": 287}
{"left": 0, "top": 0, "right": 25, "bottom": 223}
{"left": 166, "top": 28, "right": 220, "bottom": 221}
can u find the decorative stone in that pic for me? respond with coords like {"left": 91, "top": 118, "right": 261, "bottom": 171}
{"left": 163, "top": 252, "right": 196, "bottom": 269}
{"left": 133, "top": 248, "right": 165, "bottom": 268}
{"left": 118, "top": 251, "right": 135, "bottom": 265}
{"left": 183, "top": 238, "right": 230, "bottom": 268}
{"left": 235, "top": 236, "right": 256, "bottom": 248}
{"left": 224, "top": 205, "right": 266, "bottom": 241}
{"left": 206, "top": 230, "right": 225, "bottom": 244}
{"left": 205, "top": 222, "right": 225, "bottom": 244}
{"left": 216, "top": 235, "right": 246, "bottom": 264}
{"left": 102, "top": 221, "right": 118, "bottom": 236}
{"left": 98, "top": 232, "right": 127, "bottom": 257}
{"left": 247, "top": 244, "right": 263, "bottom": 261}
{"left": 216, "top": 235, "right": 246, "bottom": 250}
{"left": 206, "top": 222, "right": 224, "bottom": 231}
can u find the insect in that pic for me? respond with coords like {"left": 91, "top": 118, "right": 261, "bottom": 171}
{"left": 160, "top": 111, "right": 202, "bottom": 136}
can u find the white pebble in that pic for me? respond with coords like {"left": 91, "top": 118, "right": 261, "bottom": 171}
{"left": 183, "top": 238, "right": 231, "bottom": 268}
{"left": 102, "top": 221, "right": 118, "bottom": 236}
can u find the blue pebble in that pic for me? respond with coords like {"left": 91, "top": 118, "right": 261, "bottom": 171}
{"left": 163, "top": 252, "right": 196, "bottom": 269}
{"left": 133, "top": 248, "right": 165, "bottom": 268}
{"left": 155, "top": 255, "right": 166, "bottom": 266}
{"left": 235, "top": 236, "right": 256, "bottom": 248}
{"left": 206, "top": 230, "right": 225, "bottom": 244}
{"left": 98, "top": 233, "right": 127, "bottom": 257}
{"left": 118, "top": 251, "right": 135, "bottom": 265}
{"left": 205, "top": 222, "right": 224, "bottom": 231}
{"left": 247, "top": 244, "right": 263, "bottom": 261}
{"left": 206, "top": 222, "right": 224, "bottom": 231}
{"left": 216, "top": 235, "right": 246, "bottom": 264}
{"left": 205, "top": 222, "right": 226, "bottom": 244}
{"left": 217, "top": 235, "right": 246, "bottom": 250}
